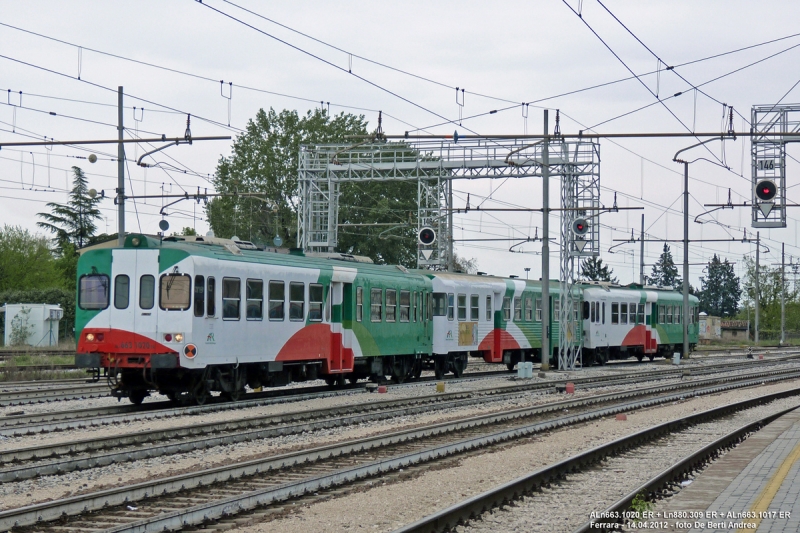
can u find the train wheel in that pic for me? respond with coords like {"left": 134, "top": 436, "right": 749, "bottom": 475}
{"left": 507, "top": 363, "right": 515, "bottom": 372}
{"left": 129, "top": 390, "right": 147, "bottom": 405}
{"left": 434, "top": 357, "right": 447, "bottom": 379}
{"left": 636, "top": 354, "right": 644, "bottom": 362}
{"left": 452, "top": 355, "right": 466, "bottom": 378}
{"left": 648, "top": 354, "right": 655, "bottom": 362}
{"left": 391, "top": 355, "right": 414, "bottom": 383}
{"left": 412, "top": 360, "right": 423, "bottom": 380}
{"left": 193, "top": 388, "right": 209, "bottom": 406}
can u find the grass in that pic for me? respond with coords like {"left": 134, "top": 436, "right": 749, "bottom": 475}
{"left": 0, "top": 348, "right": 85, "bottom": 382}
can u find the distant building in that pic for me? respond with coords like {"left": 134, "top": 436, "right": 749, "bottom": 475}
{"left": 698, "top": 313, "right": 721, "bottom": 344}
{"left": 721, "top": 320, "right": 750, "bottom": 342}
{"left": 1, "top": 303, "right": 63, "bottom": 347}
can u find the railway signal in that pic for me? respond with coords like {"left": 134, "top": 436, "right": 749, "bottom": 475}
{"left": 755, "top": 179, "right": 777, "bottom": 217}
{"left": 418, "top": 227, "right": 436, "bottom": 245}
{"left": 572, "top": 218, "right": 589, "bottom": 236}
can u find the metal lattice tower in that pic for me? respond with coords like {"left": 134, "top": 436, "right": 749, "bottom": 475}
{"left": 750, "top": 104, "right": 800, "bottom": 228}
{"left": 556, "top": 141, "right": 601, "bottom": 370}
{"left": 299, "top": 139, "right": 562, "bottom": 267}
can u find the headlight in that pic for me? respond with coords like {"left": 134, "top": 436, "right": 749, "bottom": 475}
{"left": 86, "top": 333, "right": 95, "bottom": 342}
{"left": 175, "top": 333, "right": 184, "bottom": 343}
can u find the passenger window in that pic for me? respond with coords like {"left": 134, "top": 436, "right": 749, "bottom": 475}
{"left": 207, "top": 277, "right": 216, "bottom": 317}
{"left": 400, "top": 290, "right": 410, "bottom": 322}
{"left": 447, "top": 293, "right": 455, "bottom": 321}
{"left": 629, "top": 304, "right": 636, "bottom": 324}
{"left": 269, "top": 281, "right": 284, "bottom": 320}
{"left": 432, "top": 293, "right": 447, "bottom": 316}
{"left": 535, "top": 298, "right": 542, "bottom": 321}
{"left": 290, "top": 282, "right": 305, "bottom": 321}
{"left": 140, "top": 275, "right": 155, "bottom": 310}
{"left": 194, "top": 275, "right": 204, "bottom": 317}
{"left": 160, "top": 273, "right": 191, "bottom": 311}
{"left": 525, "top": 295, "right": 533, "bottom": 321}
{"left": 386, "top": 289, "right": 397, "bottom": 322}
{"left": 356, "top": 287, "right": 363, "bottom": 322}
{"left": 246, "top": 279, "right": 263, "bottom": 320}
{"left": 309, "top": 284, "right": 323, "bottom": 322}
{"left": 590, "top": 302, "right": 595, "bottom": 323}
{"left": 667, "top": 305, "right": 673, "bottom": 324}
{"left": 637, "top": 304, "right": 645, "bottom": 325}
{"left": 503, "top": 297, "right": 511, "bottom": 321}
{"left": 602, "top": 302, "right": 606, "bottom": 324}
{"left": 412, "top": 292, "right": 417, "bottom": 322}
{"left": 611, "top": 303, "right": 619, "bottom": 324}
{"left": 486, "top": 295, "right": 492, "bottom": 321}
{"left": 513, "top": 297, "right": 521, "bottom": 321}
{"left": 554, "top": 299, "right": 560, "bottom": 319}
{"left": 470, "top": 295, "right": 479, "bottom": 321}
{"left": 620, "top": 303, "right": 628, "bottom": 324}
{"left": 222, "top": 277, "right": 240, "bottom": 319}
{"left": 371, "top": 288, "right": 383, "bottom": 322}
{"left": 79, "top": 274, "right": 110, "bottom": 310}
{"left": 458, "top": 294, "right": 467, "bottom": 321}
{"left": 114, "top": 275, "right": 130, "bottom": 309}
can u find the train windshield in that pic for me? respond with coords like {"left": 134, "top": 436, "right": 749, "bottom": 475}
{"left": 79, "top": 274, "right": 110, "bottom": 310}
{"left": 432, "top": 293, "right": 447, "bottom": 316}
{"left": 160, "top": 274, "right": 192, "bottom": 310}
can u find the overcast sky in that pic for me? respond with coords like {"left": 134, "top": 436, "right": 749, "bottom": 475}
{"left": 2, "top": 1, "right": 800, "bottom": 286}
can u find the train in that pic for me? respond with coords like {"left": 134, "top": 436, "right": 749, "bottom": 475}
{"left": 74, "top": 234, "right": 699, "bottom": 404}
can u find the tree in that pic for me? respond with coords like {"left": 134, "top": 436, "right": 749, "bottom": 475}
{"left": 580, "top": 256, "right": 618, "bottom": 283}
{"left": 207, "top": 107, "right": 419, "bottom": 266}
{"left": 37, "top": 166, "right": 102, "bottom": 251}
{"left": 698, "top": 254, "right": 741, "bottom": 317}
{"left": 739, "top": 255, "right": 796, "bottom": 334}
{"left": 453, "top": 253, "right": 478, "bottom": 274}
{"left": 647, "top": 243, "right": 681, "bottom": 289}
{"left": 0, "top": 225, "right": 62, "bottom": 292}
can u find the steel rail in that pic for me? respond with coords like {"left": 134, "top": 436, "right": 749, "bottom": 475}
{"left": 0, "top": 383, "right": 109, "bottom": 406}
{"left": 0, "top": 356, "right": 783, "bottom": 435}
{"left": 0, "top": 355, "right": 793, "bottom": 438}
{"left": 392, "top": 398, "right": 800, "bottom": 533}
{"left": 1, "top": 373, "right": 799, "bottom": 532}
{"left": 570, "top": 412, "right": 798, "bottom": 533}
{"left": 4, "top": 367, "right": 790, "bottom": 482}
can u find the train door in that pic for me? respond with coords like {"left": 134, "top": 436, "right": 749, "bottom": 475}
{"left": 109, "top": 249, "right": 136, "bottom": 350}
{"left": 330, "top": 267, "right": 357, "bottom": 373}
{"left": 135, "top": 250, "right": 160, "bottom": 347}
{"left": 644, "top": 301, "right": 657, "bottom": 354}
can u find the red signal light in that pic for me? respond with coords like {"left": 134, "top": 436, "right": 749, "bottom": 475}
{"left": 755, "top": 180, "right": 777, "bottom": 202}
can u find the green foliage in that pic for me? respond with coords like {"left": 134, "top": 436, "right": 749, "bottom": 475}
{"left": 698, "top": 254, "right": 741, "bottom": 317}
{"left": 0, "top": 288, "right": 75, "bottom": 343}
{"left": 580, "top": 256, "right": 618, "bottom": 283}
{"left": 0, "top": 225, "right": 63, "bottom": 291}
{"left": 739, "top": 255, "right": 797, "bottom": 333}
{"left": 37, "top": 166, "right": 103, "bottom": 251}
{"left": 9, "top": 306, "right": 32, "bottom": 346}
{"left": 207, "top": 108, "right": 420, "bottom": 267}
{"left": 647, "top": 243, "right": 681, "bottom": 289}
{"left": 630, "top": 492, "right": 653, "bottom": 515}
{"left": 176, "top": 227, "right": 197, "bottom": 236}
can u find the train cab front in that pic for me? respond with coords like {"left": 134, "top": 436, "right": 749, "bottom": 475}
{"left": 73, "top": 236, "right": 187, "bottom": 404}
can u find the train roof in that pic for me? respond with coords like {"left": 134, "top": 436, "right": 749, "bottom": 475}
{"left": 91, "top": 233, "right": 429, "bottom": 281}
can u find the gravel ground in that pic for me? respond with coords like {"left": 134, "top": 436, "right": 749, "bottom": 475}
{"left": 0, "top": 361, "right": 794, "bottom": 515}
{"left": 222, "top": 378, "right": 800, "bottom": 533}
{"left": 0, "top": 377, "right": 636, "bottom": 510}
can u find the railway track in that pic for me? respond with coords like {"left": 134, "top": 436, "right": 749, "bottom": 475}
{"left": 394, "top": 394, "right": 798, "bottom": 533}
{"left": 2, "top": 355, "right": 792, "bottom": 435}
{"left": 5, "top": 366, "right": 797, "bottom": 483}
{"left": 1, "top": 354, "right": 796, "bottom": 434}
{"left": 1, "top": 368, "right": 799, "bottom": 533}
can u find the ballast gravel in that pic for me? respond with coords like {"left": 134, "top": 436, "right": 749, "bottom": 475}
{"left": 222, "top": 378, "right": 800, "bottom": 533}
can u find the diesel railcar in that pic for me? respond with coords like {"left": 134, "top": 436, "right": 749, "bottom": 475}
{"left": 74, "top": 234, "right": 697, "bottom": 404}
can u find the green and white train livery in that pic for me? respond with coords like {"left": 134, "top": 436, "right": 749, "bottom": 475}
{"left": 74, "top": 234, "right": 698, "bottom": 404}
